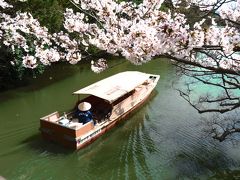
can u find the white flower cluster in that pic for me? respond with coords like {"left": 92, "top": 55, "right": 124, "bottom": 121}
{"left": 91, "top": 58, "right": 108, "bottom": 73}
{"left": 63, "top": 0, "right": 240, "bottom": 71}
{"left": 0, "top": 0, "right": 12, "bottom": 9}
{"left": 52, "top": 31, "right": 82, "bottom": 64}
{"left": 0, "top": 0, "right": 240, "bottom": 72}
{"left": 219, "top": 0, "right": 240, "bottom": 22}
{"left": 0, "top": 12, "right": 56, "bottom": 68}
{"left": 0, "top": 2, "right": 83, "bottom": 69}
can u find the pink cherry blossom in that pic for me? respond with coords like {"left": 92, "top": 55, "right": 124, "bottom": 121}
{"left": 0, "top": 0, "right": 240, "bottom": 73}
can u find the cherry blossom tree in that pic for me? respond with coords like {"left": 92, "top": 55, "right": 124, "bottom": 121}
{"left": 61, "top": 0, "right": 240, "bottom": 72}
{"left": 0, "top": 0, "right": 84, "bottom": 80}
{"left": 1, "top": 0, "right": 239, "bottom": 74}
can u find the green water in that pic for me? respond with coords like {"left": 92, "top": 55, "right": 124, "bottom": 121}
{"left": 0, "top": 58, "right": 240, "bottom": 179}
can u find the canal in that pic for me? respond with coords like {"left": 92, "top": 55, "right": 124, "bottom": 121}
{"left": 0, "top": 58, "right": 240, "bottom": 179}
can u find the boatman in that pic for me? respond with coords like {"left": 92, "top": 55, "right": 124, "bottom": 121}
{"left": 76, "top": 102, "right": 94, "bottom": 124}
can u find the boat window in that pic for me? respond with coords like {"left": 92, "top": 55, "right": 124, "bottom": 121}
{"left": 149, "top": 76, "right": 157, "bottom": 81}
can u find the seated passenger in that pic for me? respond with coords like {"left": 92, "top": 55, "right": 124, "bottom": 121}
{"left": 76, "top": 102, "right": 93, "bottom": 124}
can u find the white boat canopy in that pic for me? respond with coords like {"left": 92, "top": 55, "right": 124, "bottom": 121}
{"left": 73, "top": 71, "right": 150, "bottom": 103}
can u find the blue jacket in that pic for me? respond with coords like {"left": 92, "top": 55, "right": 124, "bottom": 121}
{"left": 76, "top": 110, "right": 93, "bottom": 124}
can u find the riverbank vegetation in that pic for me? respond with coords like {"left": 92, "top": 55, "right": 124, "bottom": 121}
{"left": 0, "top": 0, "right": 240, "bottom": 141}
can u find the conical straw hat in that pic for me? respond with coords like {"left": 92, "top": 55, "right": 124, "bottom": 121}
{"left": 78, "top": 102, "right": 91, "bottom": 111}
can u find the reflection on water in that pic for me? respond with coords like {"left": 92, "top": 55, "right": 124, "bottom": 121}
{"left": 0, "top": 58, "right": 240, "bottom": 179}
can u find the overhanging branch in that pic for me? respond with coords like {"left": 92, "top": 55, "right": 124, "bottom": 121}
{"left": 159, "top": 54, "right": 240, "bottom": 76}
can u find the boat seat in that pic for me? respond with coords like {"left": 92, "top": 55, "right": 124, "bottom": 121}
{"left": 71, "top": 118, "right": 79, "bottom": 123}
{"left": 47, "top": 113, "right": 59, "bottom": 122}
{"left": 68, "top": 122, "right": 83, "bottom": 129}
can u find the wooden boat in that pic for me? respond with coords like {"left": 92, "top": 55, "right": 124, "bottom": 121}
{"left": 40, "top": 71, "right": 160, "bottom": 150}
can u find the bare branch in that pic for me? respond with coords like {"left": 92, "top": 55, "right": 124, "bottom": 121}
{"left": 160, "top": 54, "right": 240, "bottom": 76}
